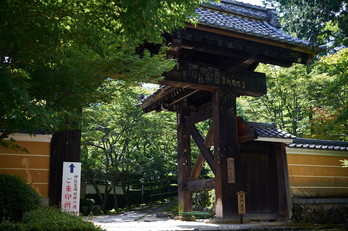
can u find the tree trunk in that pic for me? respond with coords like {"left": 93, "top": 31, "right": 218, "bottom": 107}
{"left": 103, "top": 180, "right": 112, "bottom": 211}
{"left": 112, "top": 175, "right": 118, "bottom": 210}
{"left": 91, "top": 178, "right": 105, "bottom": 211}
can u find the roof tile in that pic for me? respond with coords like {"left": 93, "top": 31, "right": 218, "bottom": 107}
{"left": 287, "top": 138, "right": 348, "bottom": 152}
{"left": 196, "top": 1, "right": 322, "bottom": 52}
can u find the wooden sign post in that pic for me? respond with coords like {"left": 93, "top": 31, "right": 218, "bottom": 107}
{"left": 237, "top": 191, "right": 247, "bottom": 224}
{"left": 61, "top": 162, "right": 81, "bottom": 215}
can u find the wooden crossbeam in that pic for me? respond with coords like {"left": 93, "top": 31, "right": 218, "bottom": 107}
{"left": 162, "top": 60, "right": 267, "bottom": 97}
{"left": 170, "top": 89, "right": 200, "bottom": 106}
{"left": 189, "top": 124, "right": 214, "bottom": 181}
{"left": 186, "top": 178, "right": 215, "bottom": 192}
{"left": 187, "top": 124, "right": 215, "bottom": 173}
{"left": 237, "top": 117, "right": 257, "bottom": 143}
{"left": 184, "top": 106, "right": 212, "bottom": 126}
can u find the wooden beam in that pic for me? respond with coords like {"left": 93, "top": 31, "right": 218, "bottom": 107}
{"left": 187, "top": 178, "right": 215, "bottom": 192}
{"left": 237, "top": 116, "right": 257, "bottom": 143}
{"left": 274, "top": 143, "right": 291, "bottom": 220}
{"left": 189, "top": 124, "right": 214, "bottom": 181}
{"left": 167, "top": 28, "right": 312, "bottom": 66}
{"left": 163, "top": 60, "right": 267, "bottom": 97}
{"left": 170, "top": 89, "right": 200, "bottom": 106}
{"left": 184, "top": 106, "right": 212, "bottom": 126}
{"left": 174, "top": 35, "right": 247, "bottom": 59}
{"left": 223, "top": 54, "right": 257, "bottom": 72}
{"left": 187, "top": 124, "right": 215, "bottom": 173}
{"left": 159, "top": 79, "right": 216, "bottom": 91}
{"left": 213, "top": 90, "right": 241, "bottom": 219}
{"left": 140, "top": 86, "right": 179, "bottom": 110}
{"left": 185, "top": 24, "right": 317, "bottom": 55}
{"left": 177, "top": 100, "right": 192, "bottom": 213}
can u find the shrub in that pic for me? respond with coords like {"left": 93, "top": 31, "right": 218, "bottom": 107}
{"left": 0, "top": 219, "right": 24, "bottom": 230}
{"left": 292, "top": 204, "right": 348, "bottom": 224}
{"left": 0, "top": 207, "right": 104, "bottom": 230}
{"left": 21, "top": 206, "right": 103, "bottom": 230}
{"left": 0, "top": 173, "right": 42, "bottom": 222}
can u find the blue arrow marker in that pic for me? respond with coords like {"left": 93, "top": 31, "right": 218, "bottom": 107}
{"left": 69, "top": 164, "right": 75, "bottom": 173}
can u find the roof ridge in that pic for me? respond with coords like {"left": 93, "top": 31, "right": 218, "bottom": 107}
{"left": 293, "top": 138, "right": 348, "bottom": 147}
{"left": 246, "top": 121, "right": 277, "bottom": 129}
{"left": 201, "top": 0, "right": 280, "bottom": 28}
{"left": 220, "top": 0, "right": 269, "bottom": 11}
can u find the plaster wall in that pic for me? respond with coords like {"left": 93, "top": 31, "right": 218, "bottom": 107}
{"left": 0, "top": 134, "right": 52, "bottom": 199}
{"left": 286, "top": 147, "right": 348, "bottom": 198}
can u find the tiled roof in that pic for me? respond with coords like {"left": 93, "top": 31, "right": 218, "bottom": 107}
{"left": 136, "top": 85, "right": 173, "bottom": 108}
{"left": 247, "top": 122, "right": 296, "bottom": 139}
{"left": 245, "top": 123, "right": 348, "bottom": 151}
{"left": 196, "top": 0, "right": 324, "bottom": 52}
{"left": 288, "top": 138, "right": 348, "bottom": 151}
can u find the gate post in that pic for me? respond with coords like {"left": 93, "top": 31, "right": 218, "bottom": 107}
{"left": 213, "top": 89, "right": 241, "bottom": 219}
{"left": 177, "top": 100, "right": 192, "bottom": 213}
{"left": 49, "top": 129, "right": 81, "bottom": 207}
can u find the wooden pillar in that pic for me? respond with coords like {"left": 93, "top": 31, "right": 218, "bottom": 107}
{"left": 274, "top": 142, "right": 291, "bottom": 220}
{"left": 49, "top": 129, "right": 81, "bottom": 207}
{"left": 177, "top": 100, "right": 192, "bottom": 213}
{"left": 213, "top": 89, "right": 241, "bottom": 219}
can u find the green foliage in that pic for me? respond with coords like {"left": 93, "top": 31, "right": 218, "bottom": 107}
{"left": 240, "top": 63, "right": 312, "bottom": 136}
{"left": 309, "top": 48, "right": 348, "bottom": 141}
{"left": 292, "top": 204, "right": 348, "bottom": 224}
{"left": 338, "top": 5, "right": 348, "bottom": 46}
{"left": 240, "top": 48, "right": 348, "bottom": 141}
{"left": 80, "top": 198, "right": 95, "bottom": 207}
{"left": 264, "top": 0, "right": 347, "bottom": 49}
{"left": 340, "top": 159, "right": 348, "bottom": 167}
{"left": 0, "top": 0, "right": 201, "bottom": 143}
{"left": 81, "top": 86, "right": 178, "bottom": 210}
{"left": 0, "top": 206, "right": 103, "bottom": 231}
{"left": 0, "top": 138, "right": 28, "bottom": 153}
{"left": 0, "top": 173, "right": 42, "bottom": 222}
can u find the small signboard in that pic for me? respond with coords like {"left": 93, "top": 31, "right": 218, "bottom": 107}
{"left": 61, "top": 162, "right": 81, "bottom": 215}
{"left": 237, "top": 191, "right": 247, "bottom": 214}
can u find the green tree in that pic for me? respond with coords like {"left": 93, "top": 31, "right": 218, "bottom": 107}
{"left": 263, "top": 0, "right": 347, "bottom": 49}
{"left": 240, "top": 63, "right": 311, "bottom": 136}
{"left": 0, "top": 0, "right": 201, "bottom": 144}
{"left": 241, "top": 48, "right": 348, "bottom": 141}
{"left": 308, "top": 48, "right": 348, "bottom": 141}
{"left": 81, "top": 86, "right": 177, "bottom": 210}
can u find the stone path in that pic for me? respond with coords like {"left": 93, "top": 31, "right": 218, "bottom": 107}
{"left": 86, "top": 203, "right": 282, "bottom": 231}
{"left": 85, "top": 202, "right": 340, "bottom": 231}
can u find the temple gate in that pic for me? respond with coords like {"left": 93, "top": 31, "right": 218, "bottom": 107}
{"left": 138, "top": 0, "right": 322, "bottom": 220}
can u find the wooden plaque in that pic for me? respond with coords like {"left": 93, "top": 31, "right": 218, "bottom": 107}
{"left": 237, "top": 191, "right": 247, "bottom": 214}
{"left": 227, "top": 157, "right": 235, "bottom": 184}
{"left": 162, "top": 60, "right": 267, "bottom": 97}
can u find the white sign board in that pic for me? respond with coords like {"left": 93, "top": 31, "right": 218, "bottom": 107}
{"left": 61, "top": 162, "right": 81, "bottom": 215}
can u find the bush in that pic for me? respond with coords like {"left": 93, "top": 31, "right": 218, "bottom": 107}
{"left": 0, "top": 207, "right": 104, "bottom": 231}
{"left": 292, "top": 204, "right": 348, "bottom": 224}
{"left": 22, "top": 206, "right": 103, "bottom": 230}
{"left": 0, "top": 173, "right": 42, "bottom": 222}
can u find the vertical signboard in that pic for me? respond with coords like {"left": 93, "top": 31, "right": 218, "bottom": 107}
{"left": 237, "top": 191, "right": 247, "bottom": 214}
{"left": 61, "top": 162, "right": 81, "bottom": 215}
{"left": 227, "top": 157, "right": 235, "bottom": 183}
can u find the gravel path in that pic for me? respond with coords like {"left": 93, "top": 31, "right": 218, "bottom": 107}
{"left": 86, "top": 202, "right": 339, "bottom": 231}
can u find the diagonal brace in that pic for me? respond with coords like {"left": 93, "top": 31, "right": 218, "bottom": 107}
{"left": 187, "top": 124, "right": 215, "bottom": 174}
